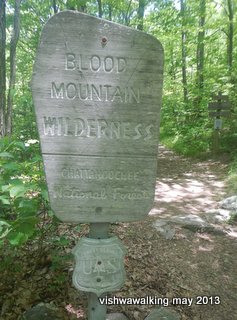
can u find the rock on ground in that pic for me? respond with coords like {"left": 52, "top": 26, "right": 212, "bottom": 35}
{"left": 219, "top": 196, "right": 237, "bottom": 211}
{"left": 20, "top": 303, "right": 63, "bottom": 320}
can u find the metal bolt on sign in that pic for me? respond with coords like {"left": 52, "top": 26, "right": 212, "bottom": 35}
{"left": 32, "top": 11, "right": 164, "bottom": 320}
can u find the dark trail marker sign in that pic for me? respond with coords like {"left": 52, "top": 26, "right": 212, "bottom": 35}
{"left": 32, "top": 11, "right": 164, "bottom": 224}
{"left": 208, "top": 93, "right": 231, "bottom": 120}
{"left": 208, "top": 92, "right": 231, "bottom": 152}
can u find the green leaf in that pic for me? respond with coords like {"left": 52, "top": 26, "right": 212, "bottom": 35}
{"left": 41, "top": 188, "right": 49, "bottom": 201}
{"left": 7, "top": 216, "right": 38, "bottom": 245}
{"left": 0, "top": 152, "right": 14, "bottom": 159}
{"left": 47, "top": 210, "right": 54, "bottom": 217}
{"left": 10, "top": 179, "right": 24, "bottom": 186}
{"left": 18, "top": 198, "right": 38, "bottom": 211}
{"left": 0, "top": 196, "right": 11, "bottom": 205}
{"left": 2, "top": 162, "right": 20, "bottom": 171}
{"left": 1, "top": 184, "right": 11, "bottom": 192}
{"left": 13, "top": 141, "right": 26, "bottom": 150}
{"left": 7, "top": 231, "right": 28, "bottom": 246}
{"left": 31, "top": 155, "right": 42, "bottom": 162}
{"left": 9, "top": 184, "right": 26, "bottom": 198}
{"left": 0, "top": 220, "right": 11, "bottom": 238}
{"left": 14, "top": 216, "right": 38, "bottom": 226}
{"left": 16, "top": 222, "right": 35, "bottom": 236}
{"left": 74, "top": 225, "right": 81, "bottom": 232}
{"left": 59, "top": 236, "right": 70, "bottom": 246}
{"left": 12, "top": 217, "right": 38, "bottom": 238}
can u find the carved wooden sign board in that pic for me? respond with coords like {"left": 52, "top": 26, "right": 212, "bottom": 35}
{"left": 32, "top": 11, "right": 164, "bottom": 223}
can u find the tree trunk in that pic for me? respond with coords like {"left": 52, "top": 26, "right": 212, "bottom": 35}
{"left": 180, "top": 0, "right": 188, "bottom": 105}
{"left": 196, "top": 0, "right": 206, "bottom": 94}
{"left": 0, "top": 0, "right": 6, "bottom": 137}
{"left": 169, "top": 43, "right": 176, "bottom": 81}
{"left": 137, "top": 0, "right": 145, "bottom": 31}
{"left": 226, "top": 0, "right": 233, "bottom": 75}
{"left": 124, "top": 0, "right": 132, "bottom": 26}
{"left": 108, "top": 3, "right": 112, "bottom": 21}
{"left": 97, "top": 0, "right": 103, "bottom": 18}
{"left": 6, "top": 0, "right": 21, "bottom": 135}
{"left": 52, "top": 0, "right": 58, "bottom": 14}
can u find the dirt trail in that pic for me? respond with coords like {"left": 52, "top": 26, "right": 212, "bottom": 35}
{"left": 152, "top": 145, "right": 228, "bottom": 218}
{"left": 113, "top": 145, "right": 237, "bottom": 319}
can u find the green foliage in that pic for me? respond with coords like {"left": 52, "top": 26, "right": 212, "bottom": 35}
{"left": 48, "top": 235, "right": 73, "bottom": 286}
{"left": 145, "top": 0, "right": 237, "bottom": 157}
{"left": 227, "top": 211, "right": 237, "bottom": 225}
{"left": 0, "top": 248, "right": 22, "bottom": 273}
{"left": 227, "top": 155, "right": 237, "bottom": 194}
{"left": 159, "top": 92, "right": 213, "bottom": 156}
{"left": 0, "top": 136, "right": 48, "bottom": 246}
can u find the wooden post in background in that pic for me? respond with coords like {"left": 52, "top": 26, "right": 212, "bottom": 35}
{"left": 208, "top": 92, "right": 231, "bottom": 154}
{"left": 213, "top": 126, "right": 221, "bottom": 154}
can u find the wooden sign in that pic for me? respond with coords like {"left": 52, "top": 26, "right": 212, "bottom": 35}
{"left": 212, "top": 93, "right": 229, "bottom": 102}
{"left": 208, "top": 93, "right": 231, "bottom": 118}
{"left": 31, "top": 11, "right": 164, "bottom": 222}
{"left": 209, "top": 111, "right": 230, "bottom": 117}
{"left": 208, "top": 102, "right": 230, "bottom": 110}
{"left": 72, "top": 236, "right": 126, "bottom": 296}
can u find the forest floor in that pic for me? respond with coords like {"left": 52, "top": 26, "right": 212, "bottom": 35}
{"left": 1, "top": 146, "right": 237, "bottom": 320}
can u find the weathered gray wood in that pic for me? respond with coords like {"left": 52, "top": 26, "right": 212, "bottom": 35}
{"left": 43, "top": 154, "right": 157, "bottom": 222}
{"left": 32, "top": 11, "right": 163, "bottom": 222}
{"left": 212, "top": 94, "right": 229, "bottom": 102}
{"left": 209, "top": 111, "right": 230, "bottom": 117}
{"left": 208, "top": 101, "right": 231, "bottom": 110}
